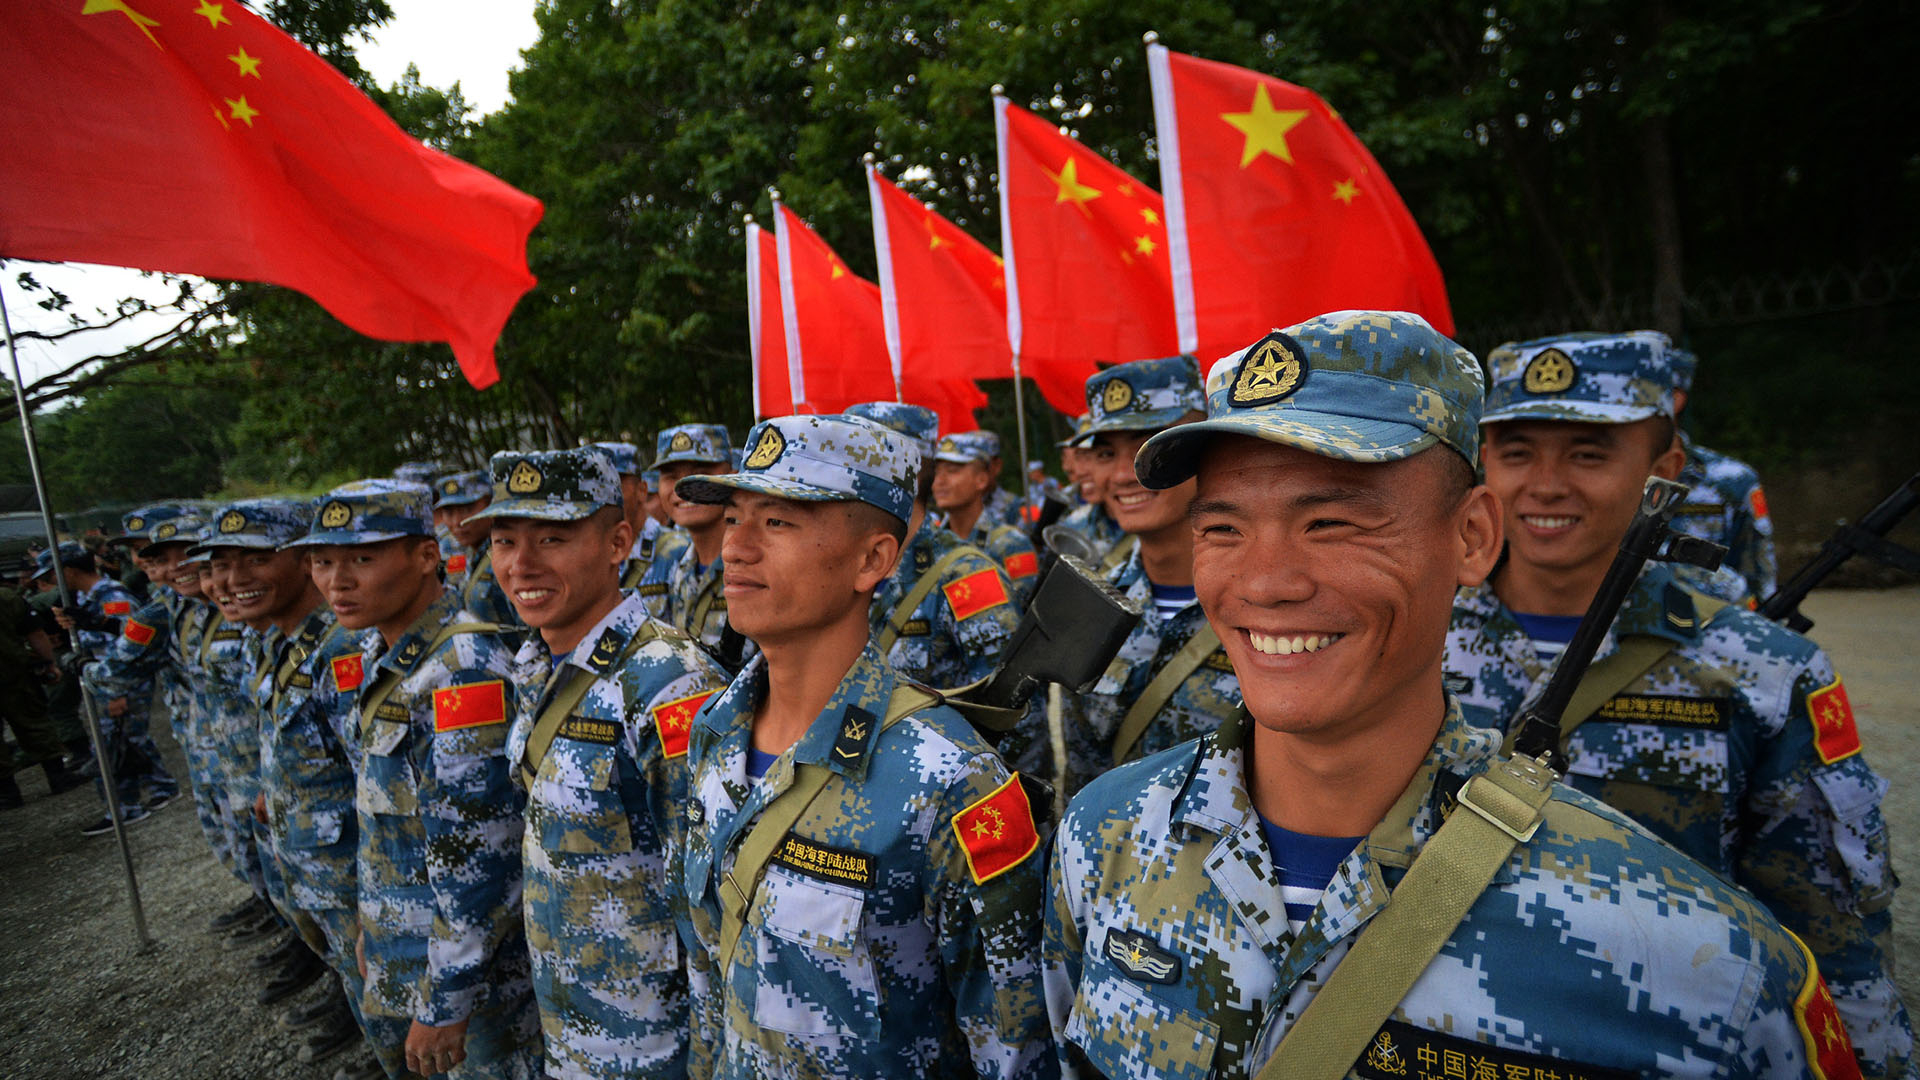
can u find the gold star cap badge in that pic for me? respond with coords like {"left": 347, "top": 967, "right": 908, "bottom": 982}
{"left": 153, "top": 523, "right": 177, "bottom": 540}
{"left": 507, "top": 460, "right": 544, "bottom": 494}
{"left": 744, "top": 425, "right": 786, "bottom": 470}
{"left": 1522, "top": 347, "right": 1578, "bottom": 394}
{"left": 1229, "top": 332, "right": 1307, "bottom": 407}
{"left": 1100, "top": 378, "right": 1135, "bottom": 415}
{"left": 218, "top": 510, "right": 246, "bottom": 534}
{"left": 125, "top": 517, "right": 146, "bottom": 532}
{"left": 669, "top": 431, "right": 694, "bottom": 453}
{"left": 319, "top": 500, "right": 353, "bottom": 529}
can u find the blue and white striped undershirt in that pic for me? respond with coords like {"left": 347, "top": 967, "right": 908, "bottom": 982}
{"left": 1256, "top": 815, "right": 1364, "bottom": 936}
{"left": 1511, "top": 610, "right": 1583, "bottom": 665}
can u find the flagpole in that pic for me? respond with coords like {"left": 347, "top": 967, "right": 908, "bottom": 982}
{"left": 991, "top": 85, "right": 1035, "bottom": 513}
{"left": 0, "top": 279, "right": 153, "bottom": 950}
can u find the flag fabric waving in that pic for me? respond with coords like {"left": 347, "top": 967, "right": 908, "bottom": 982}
{"left": 994, "top": 95, "right": 1178, "bottom": 400}
{"left": 746, "top": 218, "right": 793, "bottom": 419}
{"left": 1146, "top": 43, "right": 1453, "bottom": 359}
{"left": 866, "top": 163, "right": 1014, "bottom": 391}
{"left": 0, "top": 0, "right": 543, "bottom": 389}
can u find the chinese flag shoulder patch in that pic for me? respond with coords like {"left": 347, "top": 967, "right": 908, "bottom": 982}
{"left": 123, "top": 619, "right": 156, "bottom": 646}
{"left": 651, "top": 687, "right": 716, "bottom": 759}
{"left": 102, "top": 600, "right": 132, "bottom": 617}
{"left": 1807, "top": 677, "right": 1862, "bottom": 765}
{"left": 432, "top": 680, "right": 507, "bottom": 732}
{"left": 943, "top": 568, "right": 1009, "bottom": 621}
{"left": 1792, "top": 933, "right": 1864, "bottom": 1080}
{"left": 1750, "top": 485, "right": 1771, "bottom": 521}
{"left": 952, "top": 773, "right": 1041, "bottom": 885}
{"left": 332, "top": 654, "right": 365, "bottom": 693}
{"left": 446, "top": 553, "right": 468, "bottom": 574}
{"left": 1003, "top": 551, "right": 1038, "bottom": 580}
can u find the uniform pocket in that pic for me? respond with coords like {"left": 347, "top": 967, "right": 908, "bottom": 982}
{"left": 532, "top": 747, "right": 637, "bottom": 857}
{"left": 356, "top": 719, "right": 419, "bottom": 816}
{"left": 1064, "top": 960, "right": 1219, "bottom": 1080}
{"left": 749, "top": 868, "right": 880, "bottom": 1038}
{"left": 1813, "top": 761, "right": 1896, "bottom": 915}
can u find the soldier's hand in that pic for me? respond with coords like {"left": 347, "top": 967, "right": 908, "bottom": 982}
{"left": 253, "top": 792, "right": 268, "bottom": 825}
{"left": 107, "top": 697, "right": 128, "bottom": 718}
{"left": 406, "top": 1018, "right": 469, "bottom": 1077}
{"left": 356, "top": 929, "right": 367, "bottom": 978}
{"left": 52, "top": 607, "right": 75, "bottom": 631}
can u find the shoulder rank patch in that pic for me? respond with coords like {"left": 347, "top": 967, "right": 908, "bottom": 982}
{"left": 652, "top": 688, "right": 715, "bottom": 758}
{"left": 1354, "top": 1020, "right": 1634, "bottom": 1080}
{"left": 831, "top": 704, "right": 878, "bottom": 764}
{"left": 102, "top": 600, "right": 132, "bottom": 617}
{"left": 1806, "top": 677, "right": 1862, "bottom": 764}
{"left": 584, "top": 627, "right": 628, "bottom": 675}
{"left": 636, "top": 582, "right": 668, "bottom": 597}
{"left": 332, "top": 654, "right": 364, "bottom": 692}
{"left": 432, "top": 680, "right": 507, "bottom": 732}
{"left": 772, "top": 833, "right": 875, "bottom": 890}
{"left": 123, "top": 619, "right": 156, "bottom": 646}
{"left": 1104, "top": 928, "right": 1181, "bottom": 985}
{"left": 943, "top": 568, "right": 1009, "bottom": 621}
{"left": 1003, "top": 551, "right": 1038, "bottom": 579}
{"left": 445, "top": 553, "right": 468, "bottom": 575}
{"left": 375, "top": 701, "right": 410, "bottom": 722}
{"left": 952, "top": 772, "right": 1041, "bottom": 885}
{"left": 1594, "top": 693, "right": 1728, "bottom": 730}
{"left": 1750, "top": 485, "right": 1771, "bottom": 520}
{"left": 558, "top": 716, "right": 619, "bottom": 746}
{"left": 1791, "top": 933, "right": 1864, "bottom": 1080}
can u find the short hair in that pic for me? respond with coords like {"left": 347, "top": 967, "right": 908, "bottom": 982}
{"left": 844, "top": 500, "right": 908, "bottom": 546}
{"left": 1434, "top": 448, "right": 1478, "bottom": 510}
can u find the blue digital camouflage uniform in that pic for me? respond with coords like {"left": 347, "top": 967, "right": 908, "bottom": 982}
{"left": 457, "top": 539, "right": 519, "bottom": 629}
{"left": 1045, "top": 706, "right": 1838, "bottom": 1079}
{"left": 171, "top": 583, "right": 237, "bottom": 871}
{"left": 1460, "top": 328, "right": 1909, "bottom": 1076}
{"left": 651, "top": 424, "right": 736, "bottom": 659}
{"left": 1053, "top": 501, "right": 1122, "bottom": 561}
{"left": 868, "top": 517, "right": 1019, "bottom": 690}
{"left": 1668, "top": 347, "right": 1779, "bottom": 602}
{"left": 625, "top": 517, "right": 687, "bottom": 618}
{"left": 436, "top": 470, "right": 492, "bottom": 589}
{"left": 671, "top": 413, "right": 1056, "bottom": 1080}
{"left": 352, "top": 585, "right": 540, "bottom": 1079}
{"left": 936, "top": 431, "right": 1042, "bottom": 606}
{"left": 200, "top": 605, "right": 271, "bottom": 898}
{"left": 1446, "top": 569, "right": 1911, "bottom": 1077}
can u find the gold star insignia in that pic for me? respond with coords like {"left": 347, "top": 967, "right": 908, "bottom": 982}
{"left": 194, "top": 0, "right": 229, "bottom": 28}
{"left": 1041, "top": 157, "right": 1102, "bottom": 217}
{"left": 924, "top": 216, "right": 945, "bottom": 251}
{"left": 1822, "top": 1013, "right": 1842, "bottom": 1048}
{"left": 1139, "top": 207, "right": 1161, "bottom": 226}
{"left": 1221, "top": 83, "right": 1310, "bottom": 168}
{"left": 829, "top": 260, "right": 846, "bottom": 280}
{"left": 1332, "top": 178, "right": 1359, "bottom": 204}
{"left": 82, "top": 0, "right": 162, "bottom": 50}
{"left": 1133, "top": 235, "right": 1157, "bottom": 257}
{"left": 972, "top": 818, "right": 993, "bottom": 838}
{"left": 225, "top": 95, "right": 258, "bottom": 127}
{"left": 228, "top": 45, "right": 261, "bottom": 77}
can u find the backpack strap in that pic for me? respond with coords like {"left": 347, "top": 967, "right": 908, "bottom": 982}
{"left": 517, "top": 621, "right": 660, "bottom": 787}
{"left": 1111, "top": 624, "right": 1221, "bottom": 766}
{"left": 874, "top": 545, "right": 976, "bottom": 655}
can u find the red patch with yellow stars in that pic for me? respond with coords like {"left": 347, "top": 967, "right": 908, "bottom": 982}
{"left": 1003, "top": 551, "right": 1038, "bottom": 580}
{"left": 102, "top": 600, "right": 132, "bottom": 617}
{"left": 1750, "top": 485, "right": 1771, "bottom": 520}
{"left": 1807, "top": 677, "right": 1862, "bottom": 765}
{"left": 432, "top": 680, "right": 506, "bottom": 732}
{"left": 122, "top": 619, "right": 156, "bottom": 646}
{"left": 952, "top": 774, "right": 1040, "bottom": 885}
{"left": 651, "top": 688, "right": 715, "bottom": 759}
{"left": 445, "top": 554, "right": 468, "bottom": 574}
{"left": 943, "top": 568, "right": 1009, "bottom": 621}
{"left": 1792, "top": 933, "right": 1864, "bottom": 1079}
{"left": 332, "top": 654, "right": 364, "bottom": 693}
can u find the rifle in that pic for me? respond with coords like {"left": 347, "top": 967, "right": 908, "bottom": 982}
{"left": 1028, "top": 493, "right": 1071, "bottom": 551}
{"left": 1758, "top": 473, "right": 1920, "bottom": 633}
{"left": 1509, "top": 477, "right": 1727, "bottom": 772}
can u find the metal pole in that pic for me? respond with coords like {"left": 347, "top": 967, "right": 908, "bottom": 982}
{"left": 1010, "top": 355, "right": 1034, "bottom": 513}
{"left": 0, "top": 284, "right": 153, "bottom": 949}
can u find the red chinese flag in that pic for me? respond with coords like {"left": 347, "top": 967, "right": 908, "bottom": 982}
{"left": 1147, "top": 44, "right": 1452, "bottom": 360}
{"left": 432, "top": 680, "right": 506, "bottom": 732}
{"left": 951, "top": 773, "right": 1041, "bottom": 884}
{"left": 995, "top": 96, "right": 1178, "bottom": 390}
{"left": 942, "top": 567, "right": 1010, "bottom": 621}
{"left": 651, "top": 688, "right": 716, "bottom": 760}
{"left": 1792, "top": 935, "right": 1864, "bottom": 1080}
{"left": 747, "top": 220, "right": 794, "bottom": 419}
{"left": 0, "top": 1, "right": 544, "bottom": 389}
{"left": 1806, "top": 678, "right": 1862, "bottom": 765}
{"left": 331, "top": 653, "right": 364, "bottom": 693}
{"left": 102, "top": 600, "right": 133, "bottom": 617}
{"left": 123, "top": 619, "right": 157, "bottom": 646}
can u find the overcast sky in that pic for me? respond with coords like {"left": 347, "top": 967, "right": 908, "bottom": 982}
{"left": 1, "top": 1, "right": 541, "bottom": 395}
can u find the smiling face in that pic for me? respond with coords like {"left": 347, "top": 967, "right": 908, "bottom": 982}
{"left": 135, "top": 542, "right": 193, "bottom": 593}
{"left": 720, "top": 491, "right": 899, "bottom": 648}
{"left": 447, "top": 496, "right": 493, "bottom": 549}
{"left": 1481, "top": 418, "right": 1683, "bottom": 588}
{"left": 308, "top": 537, "right": 441, "bottom": 633}
{"left": 660, "top": 461, "right": 729, "bottom": 530}
{"left": 1191, "top": 437, "right": 1501, "bottom": 740}
{"left": 931, "top": 460, "right": 993, "bottom": 515}
{"left": 489, "top": 511, "right": 632, "bottom": 654}
{"left": 1089, "top": 426, "right": 1196, "bottom": 536}
{"left": 206, "top": 547, "right": 311, "bottom": 626}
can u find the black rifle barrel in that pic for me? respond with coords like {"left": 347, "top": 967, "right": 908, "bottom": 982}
{"left": 1759, "top": 473, "right": 1920, "bottom": 631}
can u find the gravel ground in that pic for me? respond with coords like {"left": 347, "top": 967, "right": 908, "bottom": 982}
{"left": 2, "top": 586, "right": 1914, "bottom": 1076}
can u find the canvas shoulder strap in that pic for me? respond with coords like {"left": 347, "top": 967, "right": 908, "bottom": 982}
{"left": 1099, "top": 533, "right": 1139, "bottom": 574}
{"left": 716, "top": 682, "right": 940, "bottom": 971}
{"left": 358, "top": 620, "right": 498, "bottom": 724}
{"left": 518, "top": 622, "right": 660, "bottom": 787}
{"left": 686, "top": 570, "right": 725, "bottom": 639}
{"left": 1258, "top": 755, "right": 1557, "bottom": 1080}
{"left": 1111, "top": 623, "right": 1221, "bottom": 766}
{"left": 874, "top": 545, "right": 975, "bottom": 655}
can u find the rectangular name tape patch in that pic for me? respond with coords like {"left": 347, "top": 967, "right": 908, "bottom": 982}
{"left": 1594, "top": 693, "right": 1728, "bottom": 729}
{"left": 772, "top": 834, "right": 875, "bottom": 890}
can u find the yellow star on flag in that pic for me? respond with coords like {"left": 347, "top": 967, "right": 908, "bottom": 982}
{"left": 829, "top": 259, "right": 846, "bottom": 280}
{"left": 228, "top": 45, "right": 261, "bottom": 77}
{"left": 1041, "top": 157, "right": 1102, "bottom": 217}
{"left": 225, "top": 95, "right": 258, "bottom": 127}
{"left": 1332, "top": 178, "right": 1359, "bottom": 204}
{"left": 194, "top": 0, "right": 229, "bottom": 28}
{"left": 1139, "top": 207, "right": 1161, "bottom": 226}
{"left": 1221, "top": 83, "right": 1310, "bottom": 168}
{"left": 82, "top": 0, "right": 162, "bottom": 50}
{"left": 1133, "top": 235, "right": 1157, "bottom": 257}
{"left": 924, "top": 216, "right": 945, "bottom": 251}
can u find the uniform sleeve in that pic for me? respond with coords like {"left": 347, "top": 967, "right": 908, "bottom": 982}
{"left": 84, "top": 599, "right": 170, "bottom": 697}
{"left": 941, "top": 556, "right": 1020, "bottom": 686}
{"left": 632, "top": 648, "right": 727, "bottom": 888}
{"left": 1736, "top": 647, "right": 1910, "bottom": 1079}
{"left": 1042, "top": 823, "right": 1089, "bottom": 1079}
{"left": 415, "top": 652, "right": 525, "bottom": 1026}
{"left": 928, "top": 753, "right": 1059, "bottom": 1080}
{"left": 674, "top": 718, "right": 722, "bottom": 1080}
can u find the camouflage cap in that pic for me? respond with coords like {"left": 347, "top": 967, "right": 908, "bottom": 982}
{"left": 29, "top": 541, "right": 90, "bottom": 581}
{"left": 933, "top": 431, "right": 996, "bottom": 465}
{"left": 392, "top": 461, "right": 440, "bottom": 485}
{"left": 287, "top": 480, "right": 434, "bottom": 548}
{"left": 1086, "top": 356, "right": 1205, "bottom": 436}
{"left": 846, "top": 402, "right": 939, "bottom": 462}
{"left": 115, "top": 504, "right": 207, "bottom": 548}
{"left": 466, "top": 446, "right": 623, "bottom": 524}
{"left": 431, "top": 470, "right": 491, "bottom": 509}
{"left": 593, "top": 441, "right": 641, "bottom": 476}
{"left": 641, "top": 469, "right": 660, "bottom": 493}
{"left": 1138, "top": 311, "right": 1483, "bottom": 489}
{"left": 188, "top": 497, "right": 315, "bottom": 553}
{"left": 1670, "top": 345, "right": 1699, "bottom": 395}
{"left": 1055, "top": 412, "right": 1093, "bottom": 449}
{"left": 1481, "top": 330, "right": 1677, "bottom": 426}
{"left": 729, "top": 448, "right": 745, "bottom": 471}
{"left": 652, "top": 424, "right": 732, "bottom": 468}
{"left": 677, "top": 414, "right": 920, "bottom": 524}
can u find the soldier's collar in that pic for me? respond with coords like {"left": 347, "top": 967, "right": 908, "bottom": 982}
{"left": 1606, "top": 563, "right": 1702, "bottom": 645}
{"left": 788, "top": 643, "right": 895, "bottom": 781}
{"left": 1362, "top": 703, "right": 1512, "bottom": 879}
{"left": 1167, "top": 711, "right": 1246, "bottom": 837}
{"left": 379, "top": 588, "right": 461, "bottom": 675}
{"left": 560, "top": 594, "right": 646, "bottom": 677}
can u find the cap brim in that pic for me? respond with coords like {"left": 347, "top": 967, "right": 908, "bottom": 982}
{"left": 1088, "top": 406, "right": 1195, "bottom": 436}
{"left": 933, "top": 452, "right": 981, "bottom": 465}
{"left": 1137, "top": 412, "right": 1441, "bottom": 489}
{"left": 286, "top": 529, "right": 428, "bottom": 548}
{"left": 651, "top": 453, "right": 728, "bottom": 469}
{"left": 462, "top": 498, "right": 599, "bottom": 524}
{"left": 1480, "top": 401, "right": 1659, "bottom": 426}
{"left": 431, "top": 495, "right": 486, "bottom": 510}
{"left": 186, "top": 535, "right": 283, "bottom": 555}
{"left": 677, "top": 473, "right": 850, "bottom": 508}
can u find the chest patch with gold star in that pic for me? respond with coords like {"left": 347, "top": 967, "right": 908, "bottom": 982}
{"left": 1103, "top": 928, "right": 1181, "bottom": 985}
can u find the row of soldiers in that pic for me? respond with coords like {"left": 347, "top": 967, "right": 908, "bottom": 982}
{"left": 45, "top": 311, "right": 1904, "bottom": 1080}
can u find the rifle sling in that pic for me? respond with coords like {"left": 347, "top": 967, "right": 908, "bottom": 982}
{"left": 358, "top": 620, "right": 497, "bottom": 728}
{"left": 874, "top": 545, "right": 975, "bottom": 655}
{"left": 1111, "top": 623, "right": 1220, "bottom": 766}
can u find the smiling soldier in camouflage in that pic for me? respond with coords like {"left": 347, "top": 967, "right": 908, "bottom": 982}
{"left": 1045, "top": 310, "right": 1851, "bottom": 1079}
{"left": 469, "top": 446, "right": 727, "bottom": 1080}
